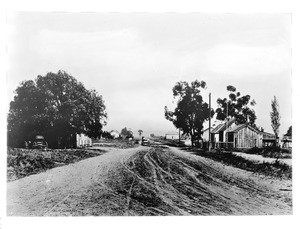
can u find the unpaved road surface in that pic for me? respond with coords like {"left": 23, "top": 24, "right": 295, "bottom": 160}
{"left": 7, "top": 145, "right": 292, "bottom": 216}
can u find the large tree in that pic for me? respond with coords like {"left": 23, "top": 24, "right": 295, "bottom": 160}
{"left": 164, "top": 80, "right": 214, "bottom": 147}
{"left": 7, "top": 70, "right": 107, "bottom": 148}
{"left": 215, "top": 85, "right": 256, "bottom": 125}
{"left": 270, "top": 96, "right": 281, "bottom": 141}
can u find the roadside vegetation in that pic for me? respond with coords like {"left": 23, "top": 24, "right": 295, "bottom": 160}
{"left": 92, "top": 138, "right": 140, "bottom": 149}
{"left": 185, "top": 148, "right": 292, "bottom": 179}
{"left": 244, "top": 146, "right": 292, "bottom": 159}
{"left": 7, "top": 139, "right": 140, "bottom": 182}
{"left": 7, "top": 147, "right": 106, "bottom": 182}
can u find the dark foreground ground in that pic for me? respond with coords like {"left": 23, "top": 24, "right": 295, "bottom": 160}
{"left": 7, "top": 144, "right": 292, "bottom": 216}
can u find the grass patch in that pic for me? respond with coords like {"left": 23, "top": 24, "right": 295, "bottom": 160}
{"left": 92, "top": 139, "right": 139, "bottom": 149}
{"left": 244, "top": 146, "right": 292, "bottom": 159}
{"left": 7, "top": 147, "right": 105, "bottom": 181}
{"left": 187, "top": 148, "right": 292, "bottom": 179}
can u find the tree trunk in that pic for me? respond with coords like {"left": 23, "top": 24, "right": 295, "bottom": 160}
{"left": 190, "top": 130, "right": 194, "bottom": 147}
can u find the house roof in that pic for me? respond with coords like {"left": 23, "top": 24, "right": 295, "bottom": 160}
{"left": 261, "top": 131, "right": 276, "bottom": 139}
{"left": 165, "top": 131, "right": 179, "bottom": 135}
{"left": 202, "top": 127, "right": 212, "bottom": 132}
{"left": 211, "top": 118, "right": 235, "bottom": 134}
{"left": 227, "top": 123, "right": 261, "bottom": 134}
{"left": 282, "top": 135, "right": 292, "bottom": 142}
{"left": 226, "top": 124, "right": 246, "bottom": 133}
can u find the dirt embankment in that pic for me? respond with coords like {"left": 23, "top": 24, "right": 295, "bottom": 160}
{"left": 7, "top": 145, "right": 292, "bottom": 216}
{"left": 7, "top": 148, "right": 106, "bottom": 181}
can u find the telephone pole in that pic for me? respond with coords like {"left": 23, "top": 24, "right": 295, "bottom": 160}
{"left": 226, "top": 101, "right": 228, "bottom": 148}
{"left": 208, "top": 93, "right": 211, "bottom": 151}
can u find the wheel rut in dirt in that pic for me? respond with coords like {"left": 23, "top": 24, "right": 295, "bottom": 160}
{"left": 7, "top": 145, "right": 292, "bottom": 216}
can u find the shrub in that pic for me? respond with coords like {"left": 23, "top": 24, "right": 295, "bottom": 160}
{"left": 244, "top": 146, "right": 292, "bottom": 159}
{"left": 245, "top": 147, "right": 262, "bottom": 155}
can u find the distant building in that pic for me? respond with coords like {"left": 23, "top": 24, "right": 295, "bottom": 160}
{"left": 110, "top": 130, "right": 120, "bottom": 139}
{"left": 165, "top": 131, "right": 179, "bottom": 140}
{"left": 281, "top": 135, "right": 292, "bottom": 149}
{"left": 76, "top": 133, "right": 92, "bottom": 147}
{"left": 261, "top": 132, "right": 276, "bottom": 147}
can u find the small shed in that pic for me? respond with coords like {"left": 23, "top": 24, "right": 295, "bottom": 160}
{"left": 165, "top": 132, "right": 179, "bottom": 140}
{"left": 76, "top": 133, "right": 92, "bottom": 148}
{"left": 227, "top": 124, "right": 263, "bottom": 149}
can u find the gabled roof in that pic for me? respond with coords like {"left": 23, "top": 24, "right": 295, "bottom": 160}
{"left": 227, "top": 123, "right": 247, "bottom": 133}
{"left": 165, "top": 131, "right": 179, "bottom": 135}
{"left": 211, "top": 118, "right": 235, "bottom": 134}
{"left": 227, "top": 123, "right": 261, "bottom": 134}
{"left": 202, "top": 127, "right": 212, "bottom": 132}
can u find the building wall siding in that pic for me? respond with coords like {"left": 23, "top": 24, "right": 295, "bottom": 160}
{"left": 165, "top": 134, "right": 179, "bottom": 140}
{"left": 235, "top": 127, "right": 262, "bottom": 148}
{"left": 76, "top": 134, "right": 92, "bottom": 147}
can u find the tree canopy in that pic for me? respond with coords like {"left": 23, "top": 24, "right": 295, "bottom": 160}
{"left": 285, "top": 126, "right": 292, "bottom": 137}
{"left": 164, "top": 80, "right": 214, "bottom": 147}
{"left": 215, "top": 85, "right": 256, "bottom": 125}
{"left": 138, "top": 129, "right": 143, "bottom": 137}
{"left": 120, "top": 127, "right": 133, "bottom": 139}
{"left": 7, "top": 70, "right": 107, "bottom": 148}
{"left": 270, "top": 96, "right": 281, "bottom": 139}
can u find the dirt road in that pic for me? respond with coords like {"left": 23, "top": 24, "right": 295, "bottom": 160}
{"left": 7, "top": 145, "right": 292, "bottom": 216}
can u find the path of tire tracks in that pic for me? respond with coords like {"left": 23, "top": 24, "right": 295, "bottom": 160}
{"left": 6, "top": 145, "right": 292, "bottom": 216}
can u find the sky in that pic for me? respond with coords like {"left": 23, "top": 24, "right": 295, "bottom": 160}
{"left": 6, "top": 13, "right": 292, "bottom": 137}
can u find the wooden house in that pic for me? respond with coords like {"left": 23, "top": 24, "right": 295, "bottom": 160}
{"left": 226, "top": 124, "right": 263, "bottom": 148}
{"left": 211, "top": 118, "right": 263, "bottom": 149}
{"left": 211, "top": 118, "right": 237, "bottom": 148}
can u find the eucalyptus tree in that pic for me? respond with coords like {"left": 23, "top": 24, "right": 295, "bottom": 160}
{"left": 164, "top": 80, "right": 214, "bottom": 147}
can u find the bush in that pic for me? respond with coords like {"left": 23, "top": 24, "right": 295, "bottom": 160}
{"left": 263, "top": 145, "right": 281, "bottom": 153}
{"left": 244, "top": 146, "right": 292, "bottom": 159}
{"left": 245, "top": 147, "right": 262, "bottom": 155}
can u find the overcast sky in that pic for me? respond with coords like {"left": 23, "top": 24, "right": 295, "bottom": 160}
{"left": 6, "top": 13, "right": 291, "bottom": 137}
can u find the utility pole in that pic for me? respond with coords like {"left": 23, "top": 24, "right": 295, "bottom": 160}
{"left": 208, "top": 93, "right": 211, "bottom": 151}
{"left": 226, "top": 101, "right": 228, "bottom": 148}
